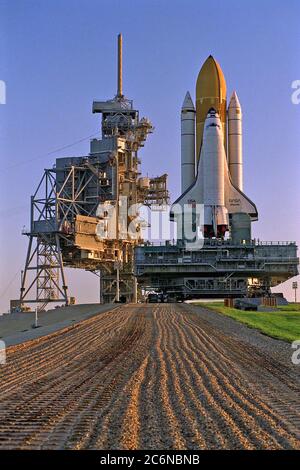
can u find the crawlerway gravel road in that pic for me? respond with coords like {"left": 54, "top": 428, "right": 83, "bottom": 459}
{"left": 0, "top": 304, "right": 299, "bottom": 450}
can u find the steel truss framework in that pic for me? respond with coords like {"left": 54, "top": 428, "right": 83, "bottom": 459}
{"left": 17, "top": 34, "right": 170, "bottom": 310}
{"left": 91, "top": 267, "right": 137, "bottom": 304}
{"left": 20, "top": 233, "right": 68, "bottom": 310}
{"left": 20, "top": 160, "right": 111, "bottom": 310}
{"left": 99, "top": 266, "right": 137, "bottom": 304}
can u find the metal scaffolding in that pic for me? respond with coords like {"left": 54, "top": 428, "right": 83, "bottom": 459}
{"left": 20, "top": 234, "right": 68, "bottom": 310}
{"left": 15, "top": 34, "right": 169, "bottom": 311}
{"left": 19, "top": 169, "right": 69, "bottom": 310}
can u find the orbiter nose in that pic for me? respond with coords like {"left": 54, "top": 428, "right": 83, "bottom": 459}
{"left": 203, "top": 109, "right": 222, "bottom": 134}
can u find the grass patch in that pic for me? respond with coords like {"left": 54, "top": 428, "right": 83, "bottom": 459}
{"left": 277, "top": 303, "right": 300, "bottom": 312}
{"left": 197, "top": 302, "right": 300, "bottom": 342}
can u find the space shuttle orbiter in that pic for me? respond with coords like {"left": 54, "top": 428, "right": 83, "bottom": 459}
{"left": 172, "top": 55, "right": 257, "bottom": 240}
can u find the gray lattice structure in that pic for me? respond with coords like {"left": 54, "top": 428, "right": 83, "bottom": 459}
{"left": 16, "top": 35, "right": 169, "bottom": 310}
{"left": 19, "top": 151, "right": 127, "bottom": 309}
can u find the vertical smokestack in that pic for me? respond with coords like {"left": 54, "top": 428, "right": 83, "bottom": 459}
{"left": 117, "top": 33, "right": 123, "bottom": 97}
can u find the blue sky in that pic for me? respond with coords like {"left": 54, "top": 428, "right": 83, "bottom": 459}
{"left": 0, "top": 0, "right": 300, "bottom": 309}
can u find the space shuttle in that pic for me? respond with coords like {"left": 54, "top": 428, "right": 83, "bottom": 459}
{"left": 172, "top": 55, "right": 258, "bottom": 240}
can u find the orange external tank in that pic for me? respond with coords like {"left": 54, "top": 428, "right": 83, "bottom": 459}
{"left": 196, "top": 55, "right": 227, "bottom": 161}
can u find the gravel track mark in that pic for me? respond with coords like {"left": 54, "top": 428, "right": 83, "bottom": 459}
{"left": 179, "top": 304, "right": 300, "bottom": 442}
{"left": 172, "top": 308, "right": 295, "bottom": 448}
{"left": 0, "top": 303, "right": 298, "bottom": 450}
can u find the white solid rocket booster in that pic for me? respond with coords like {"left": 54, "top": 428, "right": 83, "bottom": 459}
{"left": 172, "top": 108, "right": 257, "bottom": 238}
{"left": 228, "top": 91, "right": 243, "bottom": 191}
{"left": 181, "top": 92, "right": 195, "bottom": 193}
{"left": 171, "top": 59, "right": 258, "bottom": 241}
